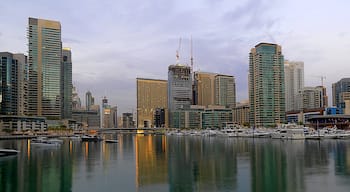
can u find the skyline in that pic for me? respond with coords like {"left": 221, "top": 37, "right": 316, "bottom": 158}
{"left": 1, "top": 0, "right": 350, "bottom": 113}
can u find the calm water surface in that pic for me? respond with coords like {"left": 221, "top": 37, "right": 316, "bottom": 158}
{"left": 1, "top": 134, "right": 350, "bottom": 192}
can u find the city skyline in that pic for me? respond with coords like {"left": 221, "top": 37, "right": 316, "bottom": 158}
{"left": 1, "top": 0, "right": 350, "bottom": 113}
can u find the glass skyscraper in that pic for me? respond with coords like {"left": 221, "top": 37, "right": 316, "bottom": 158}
{"left": 249, "top": 43, "right": 285, "bottom": 127}
{"left": 62, "top": 48, "right": 72, "bottom": 119}
{"left": 28, "top": 17, "right": 62, "bottom": 118}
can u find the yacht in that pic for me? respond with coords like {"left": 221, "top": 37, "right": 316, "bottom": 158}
{"left": 31, "top": 137, "right": 61, "bottom": 147}
{"left": 81, "top": 135, "right": 103, "bottom": 142}
{"left": 0, "top": 149, "right": 20, "bottom": 157}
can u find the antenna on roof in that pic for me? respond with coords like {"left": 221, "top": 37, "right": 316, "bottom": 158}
{"left": 176, "top": 37, "right": 182, "bottom": 64}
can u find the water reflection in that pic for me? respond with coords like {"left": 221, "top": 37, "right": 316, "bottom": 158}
{"left": 1, "top": 136, "right": 350, "bottom": 192}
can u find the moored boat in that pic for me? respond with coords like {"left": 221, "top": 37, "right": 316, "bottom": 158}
{"left": 0, "top": 149, "right": 20, "bottom": 157}
{"left": 81, "top": 135, "right": 103, "bottom": 142}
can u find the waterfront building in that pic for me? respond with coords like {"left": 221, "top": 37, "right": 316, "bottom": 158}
{"left": 28, "top": 17, "right": 62, "bottom": 118}
{"left": 286, "top": 108, "right": 324, "bottom": 124}
{"left": 332, "top": 78, "right": 350, "bottom": 112}
{"left": 72, "top": 105, "right": 100, "bottom": 128}
{"left": 168, "top": 64, "right": 192, "bottom": 127}
{"left": 193, "top": 72, "right": 236, "bottom": 108}
{"left": 249, "top": 43, "right": 285, "bottom": 127}
{"left": 0, "top": 116, "right": 47, "bottom": 131}
{"left": 171, "top": 105, "right": 232, "bottom": 129}
{"left": 232, "top": 100, "right": 250, "bottom": 126}
{"left": 284, "top": 61, "right": 304, "bottom": 112}
{"left": 296, "top": 86, "right": 326, "bottom": 110}
{"left": 0, "top": 52, "right": 28, "bottom": 115}
{"left": 102, "top": 96, "right": 112, "bottom": 128}
{"left": 123, "top": 113, "right": 134, "bottom": 128}
{"left": 154, "top": 108, "right": 166, "bottom": 128}
{"left": 85, "top": 91, "right": 94, "bottom": 111}
{"left": 136, "top": 78, "right": 168, "bottom": 128}
{"left": 61, "top": 48, "right": 72, "bottom": 119}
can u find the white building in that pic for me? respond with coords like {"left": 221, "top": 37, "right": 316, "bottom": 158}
{"left": 284, "top": 61, "right": 304, "bottom": 111}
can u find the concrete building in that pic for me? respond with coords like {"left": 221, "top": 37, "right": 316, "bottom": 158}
{"left": 296, "top": 86, "right": 326, "bottom": 110}
{"left": 332, "top": 78, "right": 350, "bottom": 112}
{"left": 0, "top": 52, "right": 28, "bottom": 115}
{"left": 102, "top": 96, "right": 112, "bottom": 128}
{"left": 136, "top": 78, "right": 168, "bottom": 128}
{"left": 123, "top": 113, "right": 134, "bottom": 128}
{"left": 232, "top": 101, "right": 250, "bottom": 126}
{"left": 61, "top": 48, "right": 72, "bottom": 119}
{"left": 249, "top": 43, "right": 285, "bottom": 127}
{"left": 72, "top": 105, "right": 100, "bottom": 128}
{"left": 284, "top": 60, "right": 304, "bottom": 111}
{"left": 110, "top": 106, "right": 118, "bottom": 128}
{"left": 28, "top": 17, "right": 62, "bottom": 118}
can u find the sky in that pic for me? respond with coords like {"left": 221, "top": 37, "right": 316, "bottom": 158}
{"left": 1, "top": 0, "right": 350, "bottom": 114}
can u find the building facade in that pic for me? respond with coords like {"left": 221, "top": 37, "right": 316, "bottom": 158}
{"left": 61, "top": 48, "right": 72, "bottom": 119}
{"left": 136, "top": 78, "right": 168, "bottom": 128}
{"left": 249, "top": 43, "right": 285, "bottom": 127}
{"left": 332, "top": 78, "right": 350, "bottom": 112}
{"left": 215, "top": 74, "right": 236, "bottom": 108}
{"left": 284, "top": 60, "right": 304, "bottom": 112}
{"left": 296, "top": 86, "right": 326, "bottom": 110}
{"left": 168, "top": 65, "right": 192, "bottom": 127}
{"left": 193, "top": 72, "right": 216, "bottom": 107}
{"left": 28, "top": 17, "right": 62, "bottom": 118}
{"left": 123, "top": 113, "right": 134, "bottom": 128}
{"left": 232, "top": 101, "right": 250, "bottom": 126}
{"left": 0, "top": 52, "right": 28, "bottom": 115}
{"left": 85, "top": 91, "right": 94, "bottom": 111}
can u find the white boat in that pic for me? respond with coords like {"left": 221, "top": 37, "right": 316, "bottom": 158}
{"left": 271, "top": 129, "right": 305, "bottom": 140}
{"left": 31, "top": 137, "right": 61, "bottom": 147}
{"left": 220, "top": 128, "right": 236, "bottom": 137}
{"left": 0, "top": 149, "right": 20, "bottom": 157}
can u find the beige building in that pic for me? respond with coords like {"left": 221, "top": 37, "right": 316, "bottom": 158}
{"left": 233, "top": 101, "right": 250, "bottom": 126}
{"left": 194, "top": 72, "right": 236, "bottom": 108}
{"left": 137, "top": 78, "right": 168, "bottom": 128}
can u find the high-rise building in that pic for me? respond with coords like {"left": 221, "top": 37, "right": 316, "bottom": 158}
{"left": 215, "top": 74, "right": 236, "bottom": 108}
{"left": 284, "top": 60, "right": 304, "bottom": 111}
{"left": 61, "top": 48, "right": 72, "bottom": 119}
{"left": 110, "top": 106, "right": 118, "bottom": 128}
{"left": 193, "top": 72, "right": 216, "bottom": 107}
{"left": 28, "top": 17, "right": 62, "bottom": 118}
{"left": 168, "top": 65, "right": 192, "bottom": 111}
{"left": 296, "top": 86, "right": 325, "bottom": 110}
{"left": 102, "top": 96, "right": 112, "bottom": 128}
{"left": 168, "top": 64, "right": 192, "bottom": 127}
{"left": 233, "top": 100, "right": 250, "bottom": 126}
{"left": 249, "top": 43, "right": 285, "bottom": 127}
{"left": 136, "top": 78, "right": 168, "bottom": 128}
{"left": 193, "top": 72, "right": 236, "bottom": 108}
{"left": 0, "top": 52, "right": 28, "bottom": 115}
{"left": 332, "top": 78, "right": 350, "bottom": 111}
{"left": 85, "top": 91, "right": 94, "bottom": 110}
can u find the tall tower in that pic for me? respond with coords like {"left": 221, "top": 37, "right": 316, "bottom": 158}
{"left": 0, "top": 52, "right": 28, "bottom": 115}
{"left": 332, "top": 78, "right": 350, "bottom": 111}
{"left": 168, "top": 64, "right": 192, "bottom": 127}
{"left": 61, "top": 48, "right": 72, "bottom": 119}
{"left": 28, "top": 17, "right": 62, "bottom": 118}
{"left": 193, "top": 72, "right": 216, "bottom": 107}
{"left": 249, "top": 43, "right": 285, "bottom": 127}
{"left": 284, "top": 60, "right": 304, "bottom": 111}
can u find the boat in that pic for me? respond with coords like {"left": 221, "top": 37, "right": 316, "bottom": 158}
{"left": 31, "top": 137, "right": 61, "bottom": 147}
{"left": 271, "top": 129, "right": 305, "bottom": 140}
{"left": 0, "top": 149, "right": 20, "bottom": 157}
{"left": 81, "top": 135, "right": 103, "bottom": 142}
{"left": 105, "top": 139, "right": 118, "bottom": 143}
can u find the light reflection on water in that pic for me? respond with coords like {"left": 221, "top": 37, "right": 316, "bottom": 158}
{"left": 1, "top": 135, "right": 350, "bottom": 192}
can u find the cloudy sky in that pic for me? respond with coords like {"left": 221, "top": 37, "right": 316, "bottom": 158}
{"left": 1, "top": 0, "right": 350, "bottom": 113}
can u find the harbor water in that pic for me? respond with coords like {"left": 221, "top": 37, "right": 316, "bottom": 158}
{"left": 1, "top": 134, "right": 350, "bottom": 192}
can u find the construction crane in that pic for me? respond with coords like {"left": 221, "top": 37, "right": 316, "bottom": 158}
{"left": 176, "top": 37, "right": 182, "bottom": 64}
{"left": 312, "top": 75, "right": 326, "bottom": 86}
{"left": 190, "top": 36, "right": 193, "bottom": 72}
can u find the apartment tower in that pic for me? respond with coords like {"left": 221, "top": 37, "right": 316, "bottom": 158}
{"left": 284, "top": 60, "right": 304, "bottom": 111}
{"left": 28, "top": 17, "right": 62, "bottom": 118}
{"left": 249, "top": 43, "right": 285, "bottom": 127}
